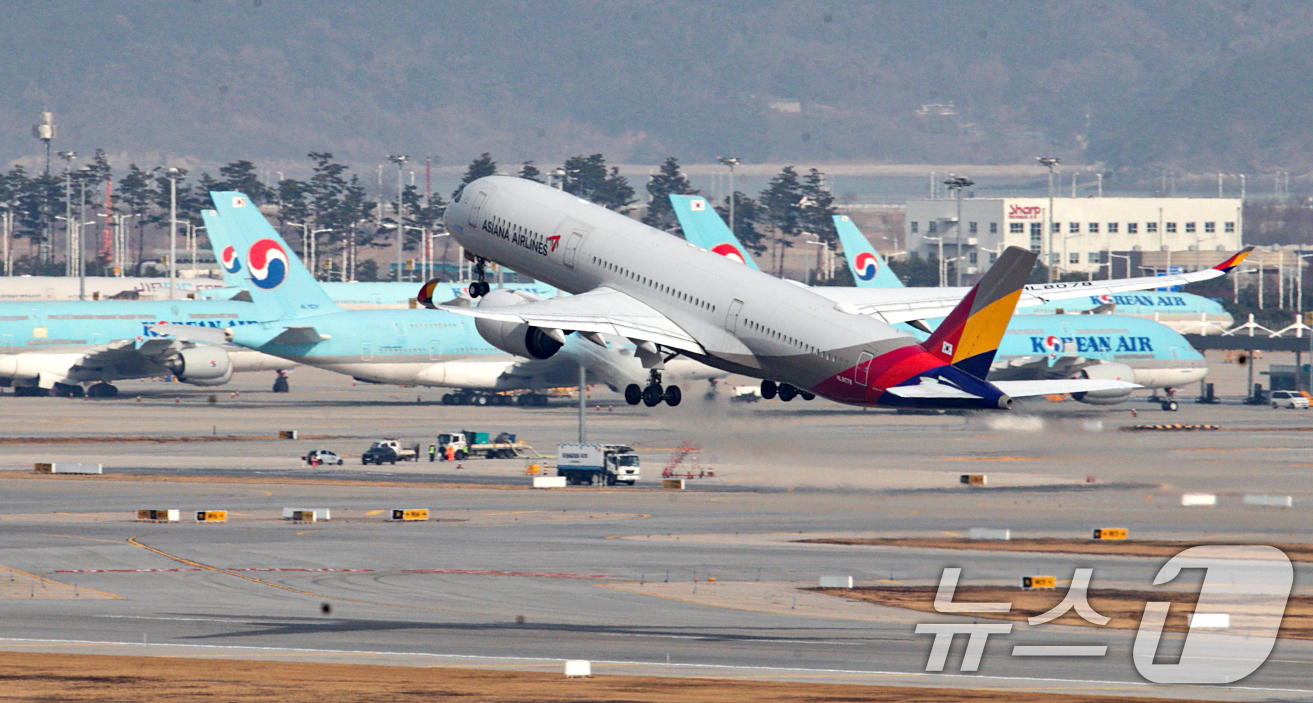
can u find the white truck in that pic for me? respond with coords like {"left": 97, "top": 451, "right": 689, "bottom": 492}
{"left": 556, "top": 443, "right": 641, "bottom": 486}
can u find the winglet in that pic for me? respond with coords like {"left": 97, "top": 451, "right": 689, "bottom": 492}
{"left": 1213, "top": 246, "right": 1255, "bottom": 272}
{"left": 417, "top": 278, "right": 442, "bottom": 309}
{"left": 923, "top": 246, "right": 1038, "bottom": 379}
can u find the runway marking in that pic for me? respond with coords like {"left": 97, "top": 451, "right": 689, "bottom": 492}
{"left": 0, "top": 636, "right": 1308, "bottom": 696}
{"left": 0, "top": 563, "right": 121, "bottom": 599}
{"left": 55, "top": 568, "right": 373, "bottom": 574}
{"left": 31, "top": 533, "right": 126, "bottom": 545}
{"left": 122, "top": 535, "right": 461, "bottom": 613}
{"left": 942, "top": 456, "right": 1038, "bottom": 462}
{"left": 365, "top": 510, "right": 387, "bottom": 516}
{"left": 402, "top": 569, "right": 615, "bottom": 579}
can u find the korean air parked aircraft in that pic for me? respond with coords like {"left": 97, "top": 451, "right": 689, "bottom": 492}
{"left": 178, "top": 194, "right": 721, "bottom": 406}
{"left": 835, "top": 210, "right": 1232, "bottom": 334}
{"left": 0, "top": 297, "right": 290, "bottom": 397}
{"left": 672, "top": 195, "right": 1206, "bottom": 409}
{"left": 431, "top": 176, "right": 1247, "bottom": 410}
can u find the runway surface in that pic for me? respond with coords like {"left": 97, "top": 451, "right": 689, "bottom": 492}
{"left": 1, "top": 359, "right": 1311, "bottom": 701}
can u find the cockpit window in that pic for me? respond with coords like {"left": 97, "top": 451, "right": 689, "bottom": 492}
{"left": 452, "top": 185, "right": 464, "bottom": 203}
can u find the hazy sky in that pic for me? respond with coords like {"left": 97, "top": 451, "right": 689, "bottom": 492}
{"left": 3, "top": 1, "right": 1311, "bottom": 174}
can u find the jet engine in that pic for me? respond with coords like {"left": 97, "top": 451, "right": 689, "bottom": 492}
{"left": 169, "top": 346, "right": 234, "bottom": 386}
{"left": 1072, "top": 362, "right": 1135, "bottom": 405}
{"left": 473, "top": 288, "right": 564, "bottom": 360}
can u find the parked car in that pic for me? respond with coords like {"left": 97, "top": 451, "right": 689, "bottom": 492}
{"left": 304, "top": 449, "right": 344, "bottom": 466}
{"left": 1271, "top": 390, "right": 1310, "bottom": 409}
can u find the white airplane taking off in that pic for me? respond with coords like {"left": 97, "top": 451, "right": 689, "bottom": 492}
{"left": 431, "top": 176, "right": 1251, "bottom": 410}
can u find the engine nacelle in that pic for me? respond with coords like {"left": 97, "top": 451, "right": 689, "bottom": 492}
{"left": 1073, "top": 362, "right": 1136, "bottom": 405}
{"left": 473, "top": 288, "right": 563, "bottom": 360}
{"left": 170, "top": 346, "right": 234, "bottom": 386}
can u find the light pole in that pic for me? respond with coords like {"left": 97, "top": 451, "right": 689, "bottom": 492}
{"left": 1038, "top": 157, "right": 1060, "bottom": 281}
{"left": 943, "top": 175, "right": 973, "bottom": 285}
{"left": 57, "top": 151, "right": 76, "bottom": 276}
{"left": 388, "top": 155, "right": 410, "bottom": 282}
{"left": 164, "top": 167, "right": 181, "bottom": 299}
{"left": 717, "top": 156, "right": 741, "bottom": 234}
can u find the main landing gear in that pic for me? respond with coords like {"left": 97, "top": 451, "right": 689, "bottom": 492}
{"left": 625, "top": 369, "right": 681, "bottom": 407}
{"left": 469, "top": 258, "right": 491, "bottom": 298}
{"left": 760, "top": 380, "right": 814, "bottom": 402}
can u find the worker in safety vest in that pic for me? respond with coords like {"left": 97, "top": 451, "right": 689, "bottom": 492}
{"left": 428, "top": 444, "right": 437, "bottom": 462}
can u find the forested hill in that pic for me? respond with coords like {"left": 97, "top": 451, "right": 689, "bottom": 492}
{"left": 3, "top": 1, "right": 1311, "bottom": 171}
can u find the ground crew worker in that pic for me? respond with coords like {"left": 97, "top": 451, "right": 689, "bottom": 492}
{"left": 428, "top": 444, "right": 437, "bottom": 462}
{"left": 446, "top": 443, "right": 456, "bottom": 461}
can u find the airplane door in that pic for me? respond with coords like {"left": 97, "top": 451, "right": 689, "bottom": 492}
{"left": 724, "top": 299, "right": 743, "bottom": 333}
{"left": 1, "top": 334, "right": 11, "bottom": 349}
{"left": 361, "top": 343, "right": 374, "bottom": 361}
{"left": 393, "top": 320, "right": 407, "bottom": 337}
{"left": 90, "top": 333, "right": 103, "bottom": 346}
{"left": 562, "top": 231, "right": 584, "bottom": 269}
{"left": 1169, "top": 346, "right": 1179, "bottom": 359}
{"left": 429, "top": 343, "right": 443, "bottom": 361}
{"left": 854, "top": 351, "right": 874, "bottom": 387}
{"left": 467, "top": 191, "right": 488, "bottom": 227}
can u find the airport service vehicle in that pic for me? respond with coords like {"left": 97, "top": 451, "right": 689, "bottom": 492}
{"left": 671, "top": 199, "right": 1209, "bottom": 409}
{"left": 556, "top": 443, "right": 640, "bottom": 485}
{"left": 731, "top": 385, "right": 762, "bottom": 402}
{"left": 303, "top": 449, "right": 343, "bottom": 466}
{"left": 1270, "top": 390, "right": 1310, "bottom": 409}
{"left": 435, "top": 176, "right": 1247, "bottom": 411}
{"left": 361, "top": 440, "right": 419, "bottom": 465}
{"left": 187, "top": 198, "right": 724, "bottom": 404}
{"left": 0, "top": 298, "right": 293, "bottom": 397}
{"left": 437, "top": 430, "right": 528, "bottom": 459}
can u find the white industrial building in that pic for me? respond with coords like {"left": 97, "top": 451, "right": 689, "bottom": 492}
{"left": 904, "top": 196, "right": 1243, "bottom": 279}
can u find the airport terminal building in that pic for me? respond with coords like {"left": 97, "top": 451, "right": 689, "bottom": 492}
{"left": 904, "top": 197, "right": 1243, "bottom": 277}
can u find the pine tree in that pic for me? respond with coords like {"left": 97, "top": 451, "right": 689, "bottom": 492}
{"left": 518, "top": 161, "right": 544, "bottom": 183}
{"left": 455, "top": 153, "right": 498, "bottom": 198}
{"left": 116, "top": 165, "right": 154, "bottom": 274}
{"left": 641, "top": 157, "right": 698, "bottom": 232}
{"left": 759, "top": 166, "right": 805, "bottom": 274}
{"left": 714, "top": 191, "right": 768, "bottom": 257}
{"left": 216, "top": 160, "right": 274, "bottom": 204}
{"left": 561, "top": 154, "right": 635, "bottom": 211}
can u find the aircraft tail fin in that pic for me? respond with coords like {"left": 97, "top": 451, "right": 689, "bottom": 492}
{"left": 669, "top": 195, "right": 761, "bottom": 270}
{"left": 832, "top": 215, "right": 904, "bottom": 288}
{"left": 208, "top": 191, "right": 340, "bottom": 319}
{"left": 922, "top": 246, "right": 1037, "bottom": 378}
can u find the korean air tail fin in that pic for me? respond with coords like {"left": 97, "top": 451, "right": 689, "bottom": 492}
{"left": 923, "top": 246, "right": 1037, "bottom": 379}
{"left": 833, "top": 215, "right": 904, "bottom": 288}
{"left": 208, "top": 191, "right": 341, "bottom": 319}
{"left": 669, "top": 195, "right": 761, "bottom": 270}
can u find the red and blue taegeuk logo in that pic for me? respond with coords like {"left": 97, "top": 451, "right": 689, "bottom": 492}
{"left": 247, "top": 239, "right": 289, "bottom": 289}
{"left": 854, "top": 251, "right": 879, "bottom": 281}
{"left": 220, "top": 245, "right": 242, "bottom": 274}
{"left": 1042, "top": 335, "right": 1063, "bottom": 353}
{"left": 711, "top": 242, "right": 747, "bottom": 265}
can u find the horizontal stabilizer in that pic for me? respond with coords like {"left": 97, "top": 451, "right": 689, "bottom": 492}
{"left": 270, "top": 326, "right": 331, "bottom": 345}
{"left": 882, "top": 382, "right": 981, "bottom": 400}
{"left": 148, "top": 323, "right": 228, "bottom": 345}
{"left": 993, "top": 379, "right": 1139, "bottom": 398}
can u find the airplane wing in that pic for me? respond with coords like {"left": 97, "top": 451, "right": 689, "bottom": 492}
{"left": 813, "top": 248, "right": 1252, "bottom": 324}
{"left": 436, "top": 286, "right": 705, "bottom": 355}
{"left": 884, "top": 378, "right": 1137, "bottom": 399}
